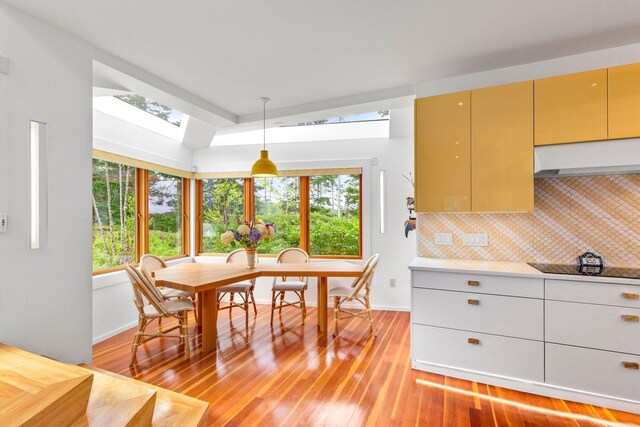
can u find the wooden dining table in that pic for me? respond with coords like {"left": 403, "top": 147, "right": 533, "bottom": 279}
{"left": 154, "top": 261, "right": 364, "bottom": 352}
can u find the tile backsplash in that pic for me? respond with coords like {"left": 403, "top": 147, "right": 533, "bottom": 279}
{"left": 417, "top": 174, "right": 640, "bottom": 267}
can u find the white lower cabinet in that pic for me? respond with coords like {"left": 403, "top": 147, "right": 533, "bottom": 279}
{"left": 546, "top": 300, "right": 640, "bottom": 355}
{"left": 410, "top": 266, "right": 640, "bottom": 413}
{"left": 413, "top": 288, "right": 543, "bottom": 340}
{"left": 546, "top": 343, "right": 640, "bottom": 402}
{"left": 413, "top": 324, "right": 544, "bottom": 382}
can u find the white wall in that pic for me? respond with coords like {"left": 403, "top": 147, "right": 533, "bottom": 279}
{"left": 0, "top": 5, "right": 93, "bottom": 363}
{"left": 93, "top": 109, "right": 193, "bottom": 171}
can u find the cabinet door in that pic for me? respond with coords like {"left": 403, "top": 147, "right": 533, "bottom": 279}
{"left": 415, "top": 92, "right": 470, "bottom": 212}
{"left": 534, "top": 69, "right": 607, "bottom": 146}
{"left": 609, "top": 63, "right": 640, "bottom": 139}
{"left": 471, "top": 82, "right": 533, "bottom": 212}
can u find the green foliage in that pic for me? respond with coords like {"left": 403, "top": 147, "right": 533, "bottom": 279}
{"left": 202, "top": 178, "right": 245, "bottom": 253}
{"left": 309, "top": 212, "right": 359, "bottom": 256}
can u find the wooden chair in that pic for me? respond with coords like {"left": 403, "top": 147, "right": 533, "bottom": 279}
{"left": 328, "top": 253, "right": 380, "bottom": 337}
{"left": 217, "top": 248, "right": 258, "bottom": 325}
{"left": 125, "top": 264, "right": 194, "bottom": 367}
{"left": 271, "top": 248, "right": 309, "bottom": 325}
{"left": 139, "top": 254, "right": 198, "bottom": 323}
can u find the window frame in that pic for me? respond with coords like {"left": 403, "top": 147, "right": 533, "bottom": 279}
{"left": 195, "top": 174, "right": 362, "bottom": 259}
{"left": 92, "top": 160, "right": 190, "bottom": 276}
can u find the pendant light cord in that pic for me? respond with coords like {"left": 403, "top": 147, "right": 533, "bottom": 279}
{"left": 263, "top": 99, "right": 266, "bottom": 151}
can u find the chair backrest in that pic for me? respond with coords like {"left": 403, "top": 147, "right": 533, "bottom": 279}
{"left": 350, "top": 253, "right": 380, "bottom": 297}
{"left": 139, "top": 254, "right": 167, "bottom": 285}
{"left": 275, "top": 248, "right": 309, "bottom": 283}
{"left": 225, "top": 248, "right": 259, "bottom": 264}
{"left": 125, "top": 264, "right": 168, "bottom": 316}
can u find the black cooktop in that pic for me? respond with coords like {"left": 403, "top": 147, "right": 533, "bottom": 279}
{"left": 528, "top": 263, "right": 640, "bottom": 279}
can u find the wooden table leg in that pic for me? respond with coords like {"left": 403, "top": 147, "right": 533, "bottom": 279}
{"left": 317, "top": 276, "right": 328, "bottom": 332}
{"left": 200, "top": 289, "right": 218, "bottom": 352}
{"left": 196, "top": 293, "right": 203, "bottom": 328}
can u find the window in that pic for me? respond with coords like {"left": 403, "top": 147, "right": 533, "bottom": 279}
{"left": 201, "top": 178, "right": 245, "bottom": 253}
{"left": 114, "top": 94, "right": 184, "bottom": 126}
{"left": 254, "top": 177, "right": 300, "bottom": 254}
{"left": 288, "top": 111, "right": 389, "bottom": 127}
{"left": 92, "top": 159, "right": 136, "bottom": 271}
{"left": 148, "top": 171, "right": 184, "bottom": 257}
{"left": 196, "top": 172, "right": 362, "bottom": 258}
{"left": 309, "top": 174, "right": 361, "bottom": 256}
{"left": 92, "top": 155, "right": 190, "bottom": 274}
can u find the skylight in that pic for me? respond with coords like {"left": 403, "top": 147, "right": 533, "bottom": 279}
{"left": 114, "top": 94, "right": 184, "bottom": 127}
{"left": 288, "top": 111, "right": 389, "bottom": 127}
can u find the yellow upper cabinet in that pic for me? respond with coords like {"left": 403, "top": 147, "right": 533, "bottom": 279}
{"left": 471, "top": 82, "right": 534, "bottom": 212}
{"left": 415, "top": 91, "right": 471, "bottom": 212}
{"left": 609, "top": 63, "right": 640, "bottom": 139}
{"left": 534, "top": 69, "right": 607, "bottom": 146}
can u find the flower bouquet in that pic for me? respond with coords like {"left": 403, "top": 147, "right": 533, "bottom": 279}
{"left": 220, "top": 219, "right": 276, "bottom": 268}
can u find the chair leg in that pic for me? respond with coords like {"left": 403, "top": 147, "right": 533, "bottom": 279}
{"left": 192, "top": 296, "right": 199, "bottom": 324}
{"left": 244, "top": 291, "right": 249, "bottom": 325}
{"left": 333, "top": 297, "right": 340, "bottom": 337}
{"left": 229, "top": 293, "right": 235, "bottom": 317}
{"left": 181, "top": 311, "right": 190, "bottom": 354}
{"left": 130, "top": 316, "right": 146, "bottom": 367}
{"left": 300, "top": 291, "right": 306, "bottom": 325}
{"left": 158, "top": 316, "right": 163, "bottom": 333}
{"left": 270, "top": 291, "right": 277, "bottom": 325}
{"left": 279, "top": 292, "right": 285, "bottom": 314}
{"left": 365, "top": 296, "right": 376, "bottom": 336}
{"left": 250, "top": 289, "right": 257, "bottom": 315}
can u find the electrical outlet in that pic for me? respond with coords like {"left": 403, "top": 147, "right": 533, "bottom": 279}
{"left": 0, "top": 213, "right": 6, "bottom": 233}
{"left": 463, "top": 233, "right": 488, "bottom": 247}
{"left": 389, "top": 278, "right": 396, "bottom": 288}
{"left": 434, "top": 232, "right": 453, "bottom": 245}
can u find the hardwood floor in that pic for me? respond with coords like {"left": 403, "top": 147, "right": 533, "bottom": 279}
{"left": 93, "top": 305, "right": 640, "bottom": 426}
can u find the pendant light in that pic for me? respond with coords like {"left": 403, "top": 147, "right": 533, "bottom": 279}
{"left": 251, "top": 97, "right": 278, "bottom": 177}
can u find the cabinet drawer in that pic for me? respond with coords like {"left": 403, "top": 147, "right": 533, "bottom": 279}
{"left": 546, "top": 343, "right": 640, "bottom": 402}
{"left": 412, "top": 271, "right": 543, "bottom": 298}
{"left": 413, "top": 288, "right": 543, "bottom": 340}
{"left": 412, "top": 324, "right": 544, "bottom": 382}
{"left": 546, "top": 279, "right": 640, "bottom": 308}
{"left": 546, "top": 300, "right": 640, "bottom": 355}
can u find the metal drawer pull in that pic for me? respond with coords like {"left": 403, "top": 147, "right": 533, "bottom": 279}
{"left": 622, "top": 361, "right": 639, "bottom": 370}
{"left": 622, "top": 292, "right": 639, "bottom": 300}
{"left": 622, "top": 315, "right": 639, "bottom": 322}
{"left": 467, "top": 280, "right": 480, "bottom": 287}
{"left": 467, "top": 299, "right": 480, "bottom": 305}
{"left": 468, "top": 338, "right": 480, "bottom": 345}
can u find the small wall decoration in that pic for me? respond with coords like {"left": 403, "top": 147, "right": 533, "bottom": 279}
{"left": 403, "top": 173, "right": 416, "bottom": 238}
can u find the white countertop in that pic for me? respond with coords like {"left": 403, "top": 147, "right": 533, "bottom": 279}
{"left": 409, "top": 257, "right": 640, "bottom": 286}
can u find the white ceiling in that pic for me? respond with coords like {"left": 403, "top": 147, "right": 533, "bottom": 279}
{"left": 5, "top": 0, "right": 640, "bottom": 120}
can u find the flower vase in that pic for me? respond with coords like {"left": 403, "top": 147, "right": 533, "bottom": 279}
{"left": 245, "top": 248, "right": 257, "bottom": 269}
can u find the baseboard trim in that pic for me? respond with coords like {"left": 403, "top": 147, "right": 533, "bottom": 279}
{"left": 251, "top": 298, "right": 410, "bottom": 312}
{"left": 93, "top": 320, "right": 138, "bottom": 345}
{"left": 412, "top": 360, "right": 640, "bottom": 415}
{"left": 92, "top": 303, "right": 409, "bottom": 345}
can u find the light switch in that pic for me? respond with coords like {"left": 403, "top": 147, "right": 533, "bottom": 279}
{"left": 0, "top": 213, "right": 6, "bottom": 233}
{"left": 463, "top": 233, "right": 488, "bottom": 247}
{"left": 434, "top": 232, "right": 453, "bottom": 246}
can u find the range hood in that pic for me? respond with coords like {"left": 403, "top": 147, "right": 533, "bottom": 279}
{"left": 534, "top": 138, "right": 640, "bottom": 177}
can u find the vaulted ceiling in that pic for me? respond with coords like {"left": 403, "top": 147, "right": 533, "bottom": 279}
{"left": 5, "top": 0, "right": 640, "bottom": 123}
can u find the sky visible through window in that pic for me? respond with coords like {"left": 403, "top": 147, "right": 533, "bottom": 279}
{"left": 288, "top": 111, "right": 389, "bottom": 127}
{"left": 114, "top": 94, "right": 184, "bottom": 126}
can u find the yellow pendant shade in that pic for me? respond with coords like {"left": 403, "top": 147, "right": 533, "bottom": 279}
{"left": 251, "top": 150, "right": 278, "bottom": 177}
